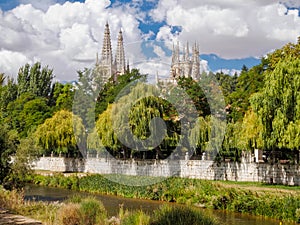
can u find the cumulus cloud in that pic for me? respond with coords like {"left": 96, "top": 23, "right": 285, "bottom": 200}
{"left": 0, "top": 0, "right": 143, "bottom": 81}
{"left": 152, "top": 0, "right": 300, "bottom": 59}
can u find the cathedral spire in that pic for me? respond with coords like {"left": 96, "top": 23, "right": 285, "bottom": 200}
{"left": 101, "top": 22, "right": 113, "bottom": 65}
{"left": 115, "top": 29, "right": 126, "bottom": 75}
{"left": 185, "top": 41, "right": 190, "bottom": 61}
{"left": 191, "top": 42, "right": 200, "bottom": 80}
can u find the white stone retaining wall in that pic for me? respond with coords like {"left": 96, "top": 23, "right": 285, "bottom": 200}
{"left": 33, "top": 157, "right": 300, "bottom": 185}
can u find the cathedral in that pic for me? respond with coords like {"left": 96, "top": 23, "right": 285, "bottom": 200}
{"left": 95, "top": 22, "right": 201, "bottom": 84}
{"left": 170, "top": 42, "right": 200, "bottom": 80}
{"left": 95, "top": 22, "right": 128, "bottom": 83}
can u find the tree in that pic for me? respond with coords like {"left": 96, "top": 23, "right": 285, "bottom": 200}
{"left": 49, "top": 82, "right": 75, "bottom": 111}
{"left": 5, "top": 93, "right": 52, "bottom": 137}
{"left": 4, "top": 136, "right": 41, "bottom": 190}
{"left": 35, "top": 110, "right": 86, "bottom": 156}
{"left": 189, "top": 116, "right": 210, "bottom": 156}
{"left": 96, "top": 82, "right": 181, "bottom": 159}
{"left": 17, "top": 62, "right": 54, "bottom": 98}
{"left": 221, "top": 120, "right": 242, "bottom": 161}
{"left": 0, "top": 73, "right": 5, "bottom": 86}
{"left": 251, "top": 57, "right": 300, "bottom": 160}
{"left": 176, "top": 76, "right": 210, "bottom": 117}
{"left": 228, "top": 62, "right": 266, "bottom": 121}
{"left": 238, "top": 109, "right": 263, "bottom": 151}
{"left": 0, "top": 125, "right": 18, "bottom": 185}
{"left": 95, "top": 104, "right": 121, "bottom": 156}
{"left": 95, "top": 68, "right": 146, "bottom": 118}
{"left": 0, "top": 77, "right": 17, "bottom": 114}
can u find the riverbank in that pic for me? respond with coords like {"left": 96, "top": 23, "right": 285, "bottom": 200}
{"left": 27, "top": 172, "right": 300, "bottom": 223}
{"left": 0, "top": 186, "right": 219, "bottom": 225}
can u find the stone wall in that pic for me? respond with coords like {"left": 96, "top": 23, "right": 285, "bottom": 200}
{"left": 33, "top": 157, "right": 300, "bottom": 186}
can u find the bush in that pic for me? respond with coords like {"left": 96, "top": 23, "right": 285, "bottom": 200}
{"left": 58, "top": 203, "right": 81, "bottom": 225}
{"left": 79, "top": 197, "right": 107, "bottom": 225}
{"left": 150, "top": 205, "right": 219, "bottom": 225}
{"left": 121, "top": 210, "right": 150, "bottom": 225}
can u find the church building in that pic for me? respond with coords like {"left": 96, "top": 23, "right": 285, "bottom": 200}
{"left": 95, "top": 22, "right": 201, "bottom": 84}
{"left": 95, "top": 22, "right": 128, "bottom": 83}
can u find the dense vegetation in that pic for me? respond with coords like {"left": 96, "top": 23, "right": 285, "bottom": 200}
{"left": 27, "top": 173, "right": 300, "bottom": 222}
{"left": 0, "top": 38, "right": 300, "bottom": 188}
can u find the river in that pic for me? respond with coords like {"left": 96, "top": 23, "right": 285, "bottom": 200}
{"left": 24, "top": 185, "right": 293, "bottom": 225}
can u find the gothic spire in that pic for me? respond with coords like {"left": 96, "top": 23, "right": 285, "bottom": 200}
{"left": 185, "top": 41, "right": 190, "bottom": 61}
{"left": 191, "top": 42, "right": 200, "bottom": 80}
{"left": 101, "top": 22, "right": 113, "bottom": 65}
{"left": 115, "top": 29, "right": 126, "bottom": 74}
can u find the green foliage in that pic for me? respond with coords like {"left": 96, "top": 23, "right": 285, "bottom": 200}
{"left": 251, "top": 57, "right": 300, "bottom": 152}
{"left": 220, "top": 120, "right": 242, "bottom": 161}
{"left": 238, "top": 109, "right": 263, "bottom": 151}
{"left": 96, "top": 104, "right": 121, "bottom": 152}
{"left": 35, "top": 110, "right": 86, "bottom": 156}
{"left": 121, "top": 210, "right": 150, "bottom": 225}
{"left": 228, "top": 62, "right": 266, "bottom": 121}
{"left": 17, "top": 62, "right": 54, "bottom": 98}
{"left": 4, "top": 136, "right": 41, "bottom": 190}
{"left": 96, "top": 82, "right": 181, "bottom": 159}
{"left": 0, "top": 125, "right": 18, "bottom": 184}
{"left": 215, "top": 72, "right": 237, "bottom": 104}
{"left": 79, "top": 197, "right": 107, "bottom": 225}
{"left": 177, "top": 76, "right": 210, "bottom": 117}
{"left": 0, "top": 77, "right": 17, "bottom": 114}
{"left": 95, "top": 68, "right": 146, "bottom": 118}
{"left": 151, "top": 205, "right": 219, "bottom": 225}
{"left": 5, "top": 93, "right": 52, "bottom": 137}
{"left": 50, "top": 82, "right": 75, "bottom": 111}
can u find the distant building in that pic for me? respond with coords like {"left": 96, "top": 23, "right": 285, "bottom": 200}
{"left": 95, "top": 23, "right": 200, "bottom": 85}
{"left": 95, "top": 22, "right": 128, "bottom": 83}
{"left": 170, "top": 42, "right": 200, "bottom": 80}
{"left": 157, "top": 41, "right": 201, "bottom": 86}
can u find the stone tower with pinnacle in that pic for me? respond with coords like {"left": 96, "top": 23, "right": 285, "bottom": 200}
{"left": 169, "top": 41, "right": 200, "bottom": 81}
{"left": 95, "top": 22, "right": 127, "bottom": 83}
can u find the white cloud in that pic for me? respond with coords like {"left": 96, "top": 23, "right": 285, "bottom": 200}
{"left": 0, "top": 50, "right": 32, "bottom": 77}
{"left": 0, "top": 0, "right": 143, "bottom": 81}
{"left": 153, "top": 0, "right": 300, "bottom": 59}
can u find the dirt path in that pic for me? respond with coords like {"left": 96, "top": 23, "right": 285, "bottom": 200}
{"left": 0, "top": 209, "right": 42, "bottom": 225}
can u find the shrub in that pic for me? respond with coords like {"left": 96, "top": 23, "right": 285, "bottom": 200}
{"left": 150, "top": 205, "right": 219, "bottom": 225}
{"left": 79, "top": 197, "right": 107, "bottom": 225}
{"left": 58, "top": 203, "right": 81, "bottom": 225}
{"left": 121, "top": 210, "right": 150, "bottom": 225}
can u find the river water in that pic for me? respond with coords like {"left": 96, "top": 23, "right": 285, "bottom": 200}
{"left": 24, "top": 185, "right": 293, "bottom": 225}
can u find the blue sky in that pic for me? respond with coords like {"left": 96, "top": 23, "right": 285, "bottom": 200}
{"left": 0, "top": 0, "right": 299, "bottom": 80}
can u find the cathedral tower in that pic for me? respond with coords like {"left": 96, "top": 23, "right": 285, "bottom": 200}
{"left": 95, "top": 22, "right": 127, "bottom": 83}
{"left": 115, "top": 30, "right": 126, "bottom": 76}
{"left": 169, "top": 41, "right": 200, "bottom": 81}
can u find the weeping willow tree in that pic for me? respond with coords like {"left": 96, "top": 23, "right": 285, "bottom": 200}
{"left": 35, "top": 110, "right": 86, "bottom": 156}
{"left": 95, "top": 82, "right": 181, "bottom": 159}
{"left": 238, "top": 109, "right": 263, "bottom": 152}
{"left": 251, "top": 57, "right": 300, "bottom": 161}
{"left": 189, "top": 116, "right": 226, "bottom": 160}
{"left": 220, "top": 120, "right": 242, "bottom": 161}
{"left": 128, "top": 95, "right": 180, "bottom": 159}
{"left": 96, "top": 104, "right": 121, "bottom": 156}
{"left": 189, "top": 116, "right": 210, "bottom": 156}
{"left": 87, "top": 127, "right": 105, "bottom": 153}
